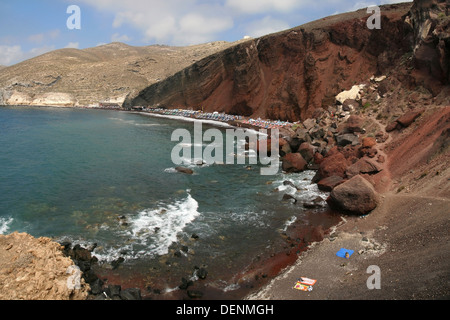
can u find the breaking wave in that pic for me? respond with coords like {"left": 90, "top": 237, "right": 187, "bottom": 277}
{"left": 92, "top": 192, "right": 200, "bottom": 262}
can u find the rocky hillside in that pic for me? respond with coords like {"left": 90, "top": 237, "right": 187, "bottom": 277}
{"left": 0, "top": 41, "right": 241, "bottom": 107}
{"left": 270, "top": 0, "right": 449, "bottom": 212}
{"left": 125, "top": 2, "right": 424, "bottom": 121}
{"left": 0, "top": 232, "right": 90, "bottom": 300}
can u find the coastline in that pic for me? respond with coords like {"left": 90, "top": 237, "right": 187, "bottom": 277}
{"left": 246, "top": 191, "right": 450, "bottom": 300}
{"left": 1, "top": 104, "right": 448, "bottom": 301}
{"left": 0, "top": 104, "right": 333, "bottom": 301}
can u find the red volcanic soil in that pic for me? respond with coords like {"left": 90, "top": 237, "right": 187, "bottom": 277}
{"left": 125, "top": 3, "right": 413, "bottom": 122}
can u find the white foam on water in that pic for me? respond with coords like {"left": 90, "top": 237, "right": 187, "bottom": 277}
{"left": 93, "top": 193, "right": 200, "bottom": 262}
{"left": 229, "top": 210, "right": 269, "bottom": 228}
{"left": 109, "top": 117, "right": 160, "bottom": 127}
{"left": 0, "top": 217, "right": 13, "bottom": 235}
{"left": 131, "top": 193, "right": 200, "bottom": 256}
{"left": 283, "top": 216, "right": 297, "bottom": 232}
{"left": 223, "top": 283, "right": 241, "bottom": 292}
{"left": 272, "top": 171, "right": 329, "bottom": 231}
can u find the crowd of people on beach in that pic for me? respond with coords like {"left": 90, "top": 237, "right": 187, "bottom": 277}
{"left": 241, "top": 118, "right": 292, "bottom": 129}
{"left": 148, "top": 108, "right": 243, "bottom": 122}
{"left": 142, "top": 107, "right": 294, "bottom": 129}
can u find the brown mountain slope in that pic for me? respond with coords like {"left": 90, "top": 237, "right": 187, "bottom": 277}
{"left": 124, "top": 3, "right": 418, "bottom": 121}
{"left": 0, "top": 41, "right": 242, "bottom": 107}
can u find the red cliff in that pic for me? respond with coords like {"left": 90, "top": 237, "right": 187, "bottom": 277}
{"left": 124, "top": 3, "right": 414, "bottom": 122}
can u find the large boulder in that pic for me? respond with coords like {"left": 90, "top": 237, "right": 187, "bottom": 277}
{"left": 328, "top": 175, "right": 380, "bottom": 215}
{"left": 336, "top": 133, "right": 360, "bottom": 147}
{"left": 314, "top": 151, "right": 349, "bottom": 182}
{"left": 298, "top": 142, "right": 315, "bottom": 163}
{"left": 396, "top": 110, "right": 423, "bottom": 128}
{"left": 281, "top": 152, "right": 307, "bottom": 173}
{"left": 361, "top": 137, "right": 377, "bottom": 148}
{"left": 344, "top": 115, "right": 364, "bottom": 133}
{"left": 289, "top": 127, "right": 311, "bottom": 152}
{"left": 346, "top": 158, "right": 383, "bottom": 178}
{"left": 317, "top": 175, "right": 345, "bottom": 191}
{"left": 385, "top": 110, "right": 423, "bottom": 132}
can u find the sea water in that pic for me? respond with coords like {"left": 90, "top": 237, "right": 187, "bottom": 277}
{"left": 0, "top": 106, "right": 339, "bottom": 298}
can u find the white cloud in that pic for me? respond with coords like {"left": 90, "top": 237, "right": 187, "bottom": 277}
{"left": 0, "top": 45, "right": 55, "bottom": 66}
{"left": 0, "top": 45, "right": 23, "bottom": 66}
{"left": 225, "top": 0, "right": 303, "bottom": 14}
{"left": 79, "top": 0, "right": 234, "bottom": 45}
{"left": 65, "top": 42, "right": 80, "bottom": 49}
{"left": 176, "top": 13, "right": 233, "bottom": 44}
{"left": 28, "top": 34, "right": 45, "bottom": 44}
{"left": 75, "top": 0, "right": 414, "bottom": 47}
{"left": 341, "top": 0, "right": 413, "bottom": 13}
{"left": 27, "top": 30, "right": 61, "bottom": 44}
{"left": 111, "top": 33, "right": 131, "bottom": 42}
{"left": 245, "top": 16, "right": 290, "bottom": 38}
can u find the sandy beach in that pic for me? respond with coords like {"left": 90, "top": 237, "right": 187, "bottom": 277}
{"left": 246, "top": 189, "right": 449, "bottom": 300}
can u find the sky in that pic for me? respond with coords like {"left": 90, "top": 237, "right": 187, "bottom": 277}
{"left": 0, "top": 0, "right": 412, "bottom": 66}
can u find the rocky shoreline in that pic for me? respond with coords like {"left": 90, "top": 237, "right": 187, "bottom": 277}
{"left": 1, "top": 71, "right": 448, "bottom": 300}
{"left": 1, "top": 0, "right": 449, "bottom": 301}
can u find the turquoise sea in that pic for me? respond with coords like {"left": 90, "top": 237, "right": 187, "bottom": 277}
{"left": 0, "top": 106, "right": 340, "bottom": 299}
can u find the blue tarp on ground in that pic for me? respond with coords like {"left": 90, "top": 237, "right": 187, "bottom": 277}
{"left": 336, "top": 248, "right": 354, "bottom": 258}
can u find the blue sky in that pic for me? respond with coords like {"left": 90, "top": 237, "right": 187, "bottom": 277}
{"left": 0, "top": 0, "right": 412, "bottom": 66}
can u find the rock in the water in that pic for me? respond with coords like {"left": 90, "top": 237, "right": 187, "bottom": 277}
{"left": 104, "top": 285, "right": 121, "bottom": 299}
{"left": 328, "top": 175, "right": 380, "bottom": 215}
{"left": 175, "top": 166, "right": 194, "bottom": 174}
{"left": 196, "top": 267, "right": 208, "bottom": 280}
{"left": 303, "top": 196, "right": 325, "bottom": 209}
{"left": 179, "top": 277, "right": 194, "bottom": 290}
{"left": 282, "top": 180, "right": 298, "bottom": 189}
{"left": 187, "top": 290, "right": 203, "bottom": 299}
{"left": 119, "top": 288, "right": 142, "bottom": 300}
{"left": 282, "top": 193, "right": 297, "bottom": 203}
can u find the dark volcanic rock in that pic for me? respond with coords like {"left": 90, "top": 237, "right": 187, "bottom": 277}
{"left": 187, "top": 290, "right": 203, "bottom": 299}
{"left": 298, "top": 142, "right": 315, "bottom": 163}
{"left": 282, "top": 194, "right": 297, "bottom": 203}
{"left": 336, "top": 133, "right": 360, "bottom": 147}
{"left": 119, "top": 288, "right": 142, "bottom": 300}
{"left": 175, "top": 166, "right": 194, "bottom": 174}
{"left": 196, "top": 267, "right": 208, "bottom": 280}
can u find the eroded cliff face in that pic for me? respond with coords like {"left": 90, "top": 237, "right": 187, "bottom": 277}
{"left": 403, "top": 0, "right": 450, "bottom": 93}
{"left": 125, "top": 3, "right": 414, "bottom": 122}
